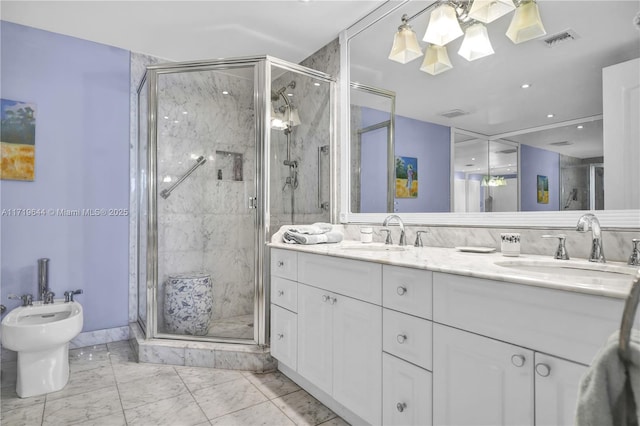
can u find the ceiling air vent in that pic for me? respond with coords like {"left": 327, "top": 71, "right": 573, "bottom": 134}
{"left": 439, "top": 109, "right": 468, "bottom": 118}
{"left": 497, "top": 148, "right": 517, "bottom": 154}
{"left": 549, "top": 141, "right": 574, "bottom": 146}
{"left": 542, "top": 29, "right": 579, "bottom": 48}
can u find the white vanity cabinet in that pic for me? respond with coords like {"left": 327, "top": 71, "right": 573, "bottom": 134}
{"left": 271, "top": 249, "right": 383, "bottom": 425}
{"left": 432, "top": 272, "right": 614, "bottom": 426}
{"left": 270, "top": 250, "right": 299, "bottom": 371}
{"left": 382, "top": 265, "right": 433, "bottom": 426}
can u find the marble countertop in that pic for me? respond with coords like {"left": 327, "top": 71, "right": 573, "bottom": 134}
{"left": 268, "top": 240, "right": 640, "bottom": 300}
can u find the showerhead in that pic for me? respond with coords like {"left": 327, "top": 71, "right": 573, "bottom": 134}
{"left": 271, "top": 81, "right": 296, "bottom": 101}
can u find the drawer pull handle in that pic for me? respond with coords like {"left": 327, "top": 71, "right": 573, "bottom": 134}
{"left": 396, "top": 402, "right": 407, "bottom": 413}
{"left": 277, "top": 261, "right": 284, "bottom": 267}
{"left": 322, "top": 295, "right": 329, "bottom": 302}
{"left": 397, "top": 286, "right": 407, "bottom": 296}
{"left": 397, "top": 334, "right": 407, "bottom": 344}
{"left": 277, "top": 290, "right": 284, "bottom": 296}
{"left": 511, "top": 354, "right": 526, "bottom": 367}
{"left": 330, "top": 297, "right": 337, "bottom": 305}
{"left": 277, "top": 333, "right": 284, "bottom": 340}
{"left": 535, "top": 363, "right": 551, "bottom": 377}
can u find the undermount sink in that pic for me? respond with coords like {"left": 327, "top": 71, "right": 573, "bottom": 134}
{"left": 339, "top": 244, "right": 408, "bottom": 252}
{"left": 494, "top": 259, "right": 638, "bottom": 280}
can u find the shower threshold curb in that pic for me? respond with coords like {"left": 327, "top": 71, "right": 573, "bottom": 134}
{"left": 129, "top": 322, "right": 277, "bottom": 372}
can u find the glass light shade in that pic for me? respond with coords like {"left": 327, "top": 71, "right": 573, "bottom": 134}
{"left": 270, "top": 104, "right": 287, "bottom": 130}
{"left": 388, "top": 24, "right": 423, "bottom": 64}
{"left": 420, "top": 44, "right": 453, "bottom": 75}
{"left": 288, "top": 107, "right": 301, "bottom": 127}
{"left": 423, "top": 4, "right": 464, "bottom": 46}
{"left": 468, "top": 0, "right": 515, "bottom": 23}
{"left": 506, "top": 0, "right": 546, "bottom": 44}
{"left": 458, "top": 23, "right": 495, "bottom": 61}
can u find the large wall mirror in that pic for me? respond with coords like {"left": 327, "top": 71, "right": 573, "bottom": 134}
{"left": 340, "top": 0, "right": 640, "bottom": 227}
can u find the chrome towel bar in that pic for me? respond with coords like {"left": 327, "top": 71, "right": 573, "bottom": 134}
{"left": 160, "top": 155, "right": 206, "bottom": 199}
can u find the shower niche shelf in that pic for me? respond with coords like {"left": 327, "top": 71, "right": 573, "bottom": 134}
{"left": 215, "top": 150, "right": 243, "bottom": 181}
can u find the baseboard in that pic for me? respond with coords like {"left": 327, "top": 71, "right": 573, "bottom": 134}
{"left": 69, "top": 326, "right": 130, "bottom": 349}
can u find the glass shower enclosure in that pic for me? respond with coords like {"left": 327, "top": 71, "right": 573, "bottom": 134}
{"left": 137, "top": 56, "right": 334, "bottom": 346}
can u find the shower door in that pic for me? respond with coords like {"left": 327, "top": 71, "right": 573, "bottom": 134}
{"left": 148, "top": 62, "right": 261, "bottom": 343}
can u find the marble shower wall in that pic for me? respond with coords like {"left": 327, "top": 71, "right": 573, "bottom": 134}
{"left": 269, "top": 49, "right": 336, "bottom": 235}
{"left": 156, "top": 69, "right": 256, "bottom": 328}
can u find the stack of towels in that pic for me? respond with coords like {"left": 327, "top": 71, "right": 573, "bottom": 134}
{"left": 283, "top": 223, "right": 343, "bottom": 245}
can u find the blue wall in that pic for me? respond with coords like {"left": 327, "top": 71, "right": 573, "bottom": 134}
{"left": 520, "top": 144, "right": 560, "bottom": 211}
{"left": 359, "top": 107, "right": 450, "bottom": 212}
{"left": 1, "top": 22, "right": 130, "bottom": 331}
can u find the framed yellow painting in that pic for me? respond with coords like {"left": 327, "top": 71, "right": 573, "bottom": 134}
{"left": 1, "top": 99, "right": 36, "bottom": 181}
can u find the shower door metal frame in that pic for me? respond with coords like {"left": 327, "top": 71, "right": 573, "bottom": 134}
{"left": 139, "top": 56, "right": 336, "bottom": 346}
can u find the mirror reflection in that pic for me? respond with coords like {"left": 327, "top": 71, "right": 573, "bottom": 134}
{"left": 349, "top": 1, "right": 639, "bottom": 214}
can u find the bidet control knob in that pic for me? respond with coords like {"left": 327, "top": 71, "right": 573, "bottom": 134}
{"left": 64, "top": 289, "right": 83, "bottom": 303}
{"left": 8, "top": 294, "right": 33, "bottom": 307}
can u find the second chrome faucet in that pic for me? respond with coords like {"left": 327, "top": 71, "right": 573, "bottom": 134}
{"left": 382, "top": 215, "right": 407, "bottom": 246}
{"left": 576, "top": 213, "right": 605, "bottom": 263}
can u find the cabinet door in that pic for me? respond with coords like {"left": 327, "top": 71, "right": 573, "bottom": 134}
{"left": 271, "top": 304, "right": 297, "bottom": 370}
{"left": 297, "top": 283, "right": 333, "bottom": 395}
{"left": 434, "top": 324, "right": 534, "bottom": 426}
{"left": 383, "top": 353, "right": 432, "bottom": 426}
{"left": 534, "top": 353, "right": 587, "bottom": 426}
{"left": 333, "top": 294, "right": 382, "bottom": 425}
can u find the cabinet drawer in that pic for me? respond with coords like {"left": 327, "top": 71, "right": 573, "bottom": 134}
{"left": 298, "top": 252, "right": 382, "bottom": 305}
{"left": 383, "top": 308, "right": 432, "bottom": 370}
{"left": 383, "top": 265, "right": 432, "bottom": 319}
{"left": 271, "top": 248, "right": 297, "bottom": 281}
{"left": 433, "top": 272, "right": 623, "bottom": 365}
{"left": 271, "top": 304, "right": 297, "bottom": 370}
{"left": 383, "top": 352, "right": 432, "bottom": 426}
{"left": 271, "top": 276, "right": 297, "bottom": 312}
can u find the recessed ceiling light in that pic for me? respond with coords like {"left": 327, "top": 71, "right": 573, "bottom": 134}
{"left": 314, "top": 82, "right": 320, "bottom": 86}
{"left": 163, "top": 116, "right": 169, "bottom": 119}
{"left": 547, "top": 113, "right": 555, "bottom": 118}
{"left": 577, "top": 125, "right": 584, "bottom": 129}
{"left": 287, "top": 93, "right": 293, "bottom": 97}
{"left": 222, "top": 91, "right": 229, "bottom": 95}
{"left": 182, "top": 111, "right": 188, "bottom": 115}
{"left": 521, "top": 83, "right": 531, "bottom": 89}
{"left": 173, "top": 120, "right": 179, "bottom": 123}
{"left": 471, "top": 157, "right": 475, "bottom": 161}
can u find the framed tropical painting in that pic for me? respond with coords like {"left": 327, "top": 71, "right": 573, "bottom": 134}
{"left": 395, "top": 156, "right": 418, "bottom": 198}
{"left": 1, "top": 99, "right": 36, "bottom": 181}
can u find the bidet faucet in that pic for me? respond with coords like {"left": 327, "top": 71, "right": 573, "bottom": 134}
{"left": 382, "top": 215, "right": 406, "bottom": 246}
{"left": 576, "top": 213, "right": 606, "bottom": 263}
{"left": 38, "top": 258, "right": 50, "bottom": 301}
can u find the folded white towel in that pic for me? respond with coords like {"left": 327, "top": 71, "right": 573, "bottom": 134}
{"left": 576, "top": 330, "right": 640, "bottom": 426}
{"left": 286, "top": 222, "right": 332, "bottom": 235}
{"left": 283, "top": 230, "right": 343, "bottom": 245}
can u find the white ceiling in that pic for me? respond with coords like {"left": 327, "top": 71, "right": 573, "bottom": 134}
{"left": 0, "top": 0, "right": 384, "bottom": 63}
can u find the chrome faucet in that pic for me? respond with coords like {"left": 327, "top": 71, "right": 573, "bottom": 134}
{"left": 38, "top": 258, "right": 53, "bottom": 302}
{"left": 576, "top": 213, "right": 606, "bottom": 263}
{"left": 382, "top": 215, "right": 407, "bottom": 246}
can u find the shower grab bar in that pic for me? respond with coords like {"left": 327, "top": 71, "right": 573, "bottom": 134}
{"left": 160, "top": 156, "right": 207, "bottom": 199}
{"left": 317, "top": 145, "right": 329, "bottom": 211}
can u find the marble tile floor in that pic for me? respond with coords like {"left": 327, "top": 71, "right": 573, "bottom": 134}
{"left": 0, "top": 340, "right": 348, "bottom": 426}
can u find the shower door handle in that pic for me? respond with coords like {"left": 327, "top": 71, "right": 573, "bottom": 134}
{"left": 248, "top": 197, "right": 257, "bottom": 209}
{"left": 317, "top": 145, "right": 329, "bottom": 211}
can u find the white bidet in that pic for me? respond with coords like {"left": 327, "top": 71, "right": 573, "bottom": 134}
{"left": 1, "top": 300, "right": 83, "bottom": 398}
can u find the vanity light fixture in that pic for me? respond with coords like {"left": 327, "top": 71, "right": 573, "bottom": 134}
{"left": 458, "top": 22, "right": 495, "bottom": 61}
{"left": 423, "top": 4, "right": 464, "bottom": 46}
{"left": 388, "top": 14, "right": 424, "bottom": 64}
{"left": 420, "top": 44, "right": 454, "bottom": 75}
{"left": 506, "top": 0, "right": 546, "bottom": 44}
{"left": 389, "top": 0, "right": 545, "bottom": 75}
{"left": 468, "top": 0, "right": 516, "bottom": 23}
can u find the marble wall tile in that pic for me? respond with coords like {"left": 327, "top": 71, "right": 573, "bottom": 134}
{"left": 137, "top": 343, "right": 185, "bottom": 366}
{"left": 70, "top": 326, "right": 130, "bottom": 349}
{"left": 184, "top": 347, "right": 216, "bottom": 368}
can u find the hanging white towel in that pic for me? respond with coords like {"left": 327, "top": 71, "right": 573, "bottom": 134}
{"left": 576, "top": 330, "right": 640, "bottom": 426}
